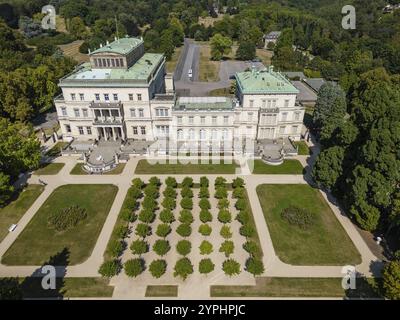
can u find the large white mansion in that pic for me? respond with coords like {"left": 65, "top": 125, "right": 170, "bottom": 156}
{"left": 54, "top": 37, "right": 304, "bottom": 169}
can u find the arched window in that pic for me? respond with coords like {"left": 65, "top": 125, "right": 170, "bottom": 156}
{"left": 177, "top": 129, "right": 183, "bottom": 140}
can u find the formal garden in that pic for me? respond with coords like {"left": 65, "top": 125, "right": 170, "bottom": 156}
{"left": 99, "top": 176, "right": 264, "bottom": 281}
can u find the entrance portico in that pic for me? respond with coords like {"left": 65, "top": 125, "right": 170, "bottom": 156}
{"left": 97, "top": 126, "right": 125, "bottom": 141}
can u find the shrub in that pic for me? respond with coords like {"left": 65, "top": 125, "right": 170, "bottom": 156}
{"left": 199, "top": 186, "right": 209, "bottom": 198}
{"left": 218, "top": 210, "right": 232, "bottom": 224}
{"left": 199, "top": 198, "right": 211, "bottom": 210}
{"left": 165, "top": 177, "right": 177, "bottom": 188}
{"left": 143, "top": 184, "right": 159, "bottom": 198}
{"left": 108, "top": 239, "right": 124, "bottom": 258}
{"left": 130, "top": 239, "right": 149, "bottom": 255}
{"left": 181, "top": 186, "right": 193, "bottom": 198}
{"left": 142, "top": 196, "right": 158, "bottom": 211}
{"left": 156, "top": 223, "right": 172, "bottom": 238}
{"left": 120, "top": 208, "right": 136, "bottom": 222}
{"left": 98, "top": 260, "right": 121, "bottom": 278}
{"left": 159, "top": 209, "right": 175, "bottom": 223}
{"left": 243, "top": 241, "right": 259, "bottom": 257}
{"left": 222, "top": 259, "right": 241, "bottom": 276}
{"left": 135, "top": 223, "right": 151, "bottom": 238}
{"left": 236, "top": 210, "right": 250, "bottom": 225}
{"left": 176, "top": 240, "right": 191, "bottom": 256}
{"left": 215, "top": 177, "right": 226, "bottom": 187}
{"left": 232, "top": 187, "right": 245, "bottom": 199}
{"left": 180, "top": 197, "right": 193, "bottom": 210}
{"left": 124, "top": 258, "right": 145, "bottom": 277}
{"left": 200, "top": 209, "right": 212, "bottom": 223}
{"left": 200, "top": 176, "right": 209, "bottom": 187}
{"left": 131, "top": 178, "right": 144, "bottom": 189}
{"left": 199, "top": 258, "right": 215, "bottom": 274}
{"left": 149, "top": 259, "right": 167, "bottom": 278}
{"left": 114, "top": 225, "right": 129, "bottom": 239}
{"left": 232, "top": 177, "right": 244, "bottom": 188}
{"left": 176, "top": 223, "right": 192, "bottom": 237}
{"left": 179, "top": 210, "right": 194, "bottom": 224}
{"left": 218, "top": 198, "right": 229, "bottom": 209}
{"left": 174, "top": 257, "right": 194, "bottom": 280}
{"left": 162, "top": 197, "right": 176, "bottom": 210}
{"left": 48, "top": 205, "right": 87, "bottom": 231}
{"left": 138, "top": 208, "right": 156, "bottom": 223}
{"left": 214, "top": 187, "right": 227, "bottom": 199}
{"left": 149, "top": 176, "right": 161, "bottom": 186}
{"left": 245, "top": 258, "right": 265, "bottom": 276}
{"left": 153, "top": 239, "right": 171, "bottom": 256}
{"left": 181, "top": 177, "right": 193, "bottom": 188}
{"left": 198, "top": 224, "right": 212, "bottom": 236}
{"left": 220, "top": 225, "right": 232, "bottom": 239}
{"left": 239, "top": 224, "right": 254, "bottom": 237}
{"left": 235, "top": 199, "right": 247, "bottom": 211}
{"left": 163, "top": 187, "right": 177, "bottom": 198}
{"left": 127, "top": 186, "right": 142, "bottom": 200}
{"left": 124, "top": 197, "right": 138, "bottom": 211}
{"left": 219, "top": 240, "right": 234, "bottom": 257}
{"left": 281, "top": 206, "right": 315, "bottom": 229}
{"left": 199, "top": 240, "right": 213, "bottom": 255}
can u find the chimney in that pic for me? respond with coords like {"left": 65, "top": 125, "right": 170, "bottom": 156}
{"left": 106, "top": 40, "right": 109, "bottom": 45}
{"left": 100, "top": 43, "right": 103, "bottom": 48}
{"left": 88, "top": 48, "right": 91, "bottom": 54}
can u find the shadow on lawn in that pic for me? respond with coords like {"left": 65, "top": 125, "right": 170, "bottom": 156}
{"left": 0, "top": 248, "right": 70, "bottom": 300}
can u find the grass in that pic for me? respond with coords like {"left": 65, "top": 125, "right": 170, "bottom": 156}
{"left": 256, "top": 184, "right": 361, "bottom": 265}
{"left": 166, "top": 46, "right": 183, "bottom": 73}
{"left": 211, "top": 277, "right": 381, "bottom": 298}
{"left": 1, "top": 277, "right": 113, "bottom": 298}
{"left": 294, "top": 141, "right": 310, "bottom": 155}
{"left": 45, "top": 141, "right": 69, "bottom": 157}
{"left": 0, "top": 185, "right": 44, "bottom": 242}
{"left": 145, "top": 285, "right": 178, "bottom": 297}
{"left": 256, "top": 48, "right": 273, "bottom": 65}
{"left": 135, "top": 159, "right": 239, "bottom": 174}
{"left": 2, "top": 184, "right": 118, "bottom": 266}
{"left": 250, "top": 159, "right": 304, "bottom": 174}
{"left": 70, "top": 163, "right": 126, "bottom": 175}
{"left": 199, "top": 45, "right": 220, "bottom": 82}
{"left": 208, "top": 87, "right": 233, "bottom": 97}
{"left": 58, "top": 40, "right": 89, "bottom": 63}
{"left": 34, "top": 163, "right": 65, "bottom": 175}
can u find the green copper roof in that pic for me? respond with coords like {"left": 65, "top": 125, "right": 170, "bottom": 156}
{"left": 235, "top": 67, "right": 299, "bottom": 94}
{"left": 91, "top": 37, "right": 143, "bottom": 55}
{"left": 60, "top": 53, "right": 164, "bottom": 86}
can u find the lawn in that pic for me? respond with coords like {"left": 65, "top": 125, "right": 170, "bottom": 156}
{"left": 255, "top": 48, "right": 273, "bottom": 65}
{"left": 199, "top": 45, "right": 220, "bottom": 82}
{"left": 145, "top": 285, "right": 178, "bottom": 297}
{"left": 256, "top": 184, "right": 361, "bottom": 265}
{"left": 211, "top": 277, "right": 381, "bottom": 298}
{"left": 294, "top": 141, "right": 310, "bottom": 155}
{"left": 45, "top": 141, "right": 69, "bottom": 157}
{"left": 166, "top": 46, "right": 183, "bottom": 73}
{"left": 208, "top": 87, "right": 233, "bottom": 97}
{"left": 34, "top": 163, "right": 65, "bottom": 175}
{"left": 0, "top": 185, "right": 44, "bottom": 242}
{"left": 250, "top": 159, "right": 304, "bottom": 174}
{"left": 2, "top": 184, "right": 118, "bottom": 265}
{"left": 70, "top": 163, "right": 126, "bottom": 175}
{"left": 135, "top": 159, "right": 239, "bottom": 174}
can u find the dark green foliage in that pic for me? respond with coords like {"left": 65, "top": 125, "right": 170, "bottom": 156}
{"left": 181, "top": 186, "right": 193, "bottom": 198}
{"left": 143, "top": 185, "right": 159, "bottom": 199}
{"left": 138, "top": 208, "right": 156, "bottom": 224}
{"left": 149, "top": 259, "right": 167, "bottom": 278}
{"left": 232, "top": 177, "right": 245, "bottom": 188}
{"left": 243, "top": 241, "right": 260, "bottom": 257}
{"left": 245, "top": 258, "right": 265, "bottom": 276}
{"left": 159, "top": 209, "right": 175, "bottom": 224}
{"left": 236, "top": 210, "right": 250, "bottom": 225}
{"left": 176, "top": 240, "right": 191, "bottom": 256}
{"left": 235, "top": 199, "right": 247, "bottom": 211}
{"left": 179, "top": 210, "right": 194, "bottom": 224}
{"left": 163, "top": 186, "right": 177, "bottom": 198}
{"left": 199, "top": 258, "right": 215, "bottom": 274}
{"left": 176, "top": 223, "right": 192, "bottom": 237}
{"left": 219, "top": 240, "right": 234, "bottom": 257}
{"left": 108, "top": 239, "right": 124, "bottom": 258}
{"left": 222, "top": 259, "right": 241, "bottom": 276}
{"left": 200, "top": 209, "right": 212, "bottom": 223}
{"left": 200, "top": 176, "right": 209, "bottom": 187}
{"left": 220, "top": 225, "right": 233, "bottom": 239}
{"left": 48, "top": 205, "right": 87, "bottom": 231}
{"left": 180, "top": 197, "right": 193, "bottom": 210}
{"left": 214, "top": 177, "right": 226, "bottom": 187}
{"left": 124, "top": 258, "right": 145, "bottom": 277}
{"left": 174, "top": 257, "right": 194, "bottom": 280}
{"left": 198, "top": 223, "right": 212, "bottom": 236}
{"left": 214, "top": 187, "right": 228, "bottom": 199}
{"left": 240, "top": 224, "right": 255, "bottom": 237}
{"left": 181, "top": 177, "right": 193, "bottom": 188}
{"left": 153, "top": 239, "right": 171, "bottom": 256}
{"left": 218, "top": 198, "right": 229, "bottom": 209}
{"left": 199, "top": 186, "right": 210, "bottom": 198}
{"left": 135, "top": 223, "right": 151, "bottom": 238}
{"left": 142, "top": 196, "right": 158, "bottom": 211}
{"left": 281, "top": 206, "right": 315, "bottom": 230}
{"left": 98, "top": 260, "right": 122, "bottom": 278}
{"left": 149, "top": 177, "right": 161, "bottom": 186}
{"left": 131, "top": 178, "right": 144, "bottom": 189}
{"left": 199, "top": 198, "right": 211, "bottom": 210}
{"left": 199, "top": 240, "right": 213, "bottom": 255}
{"left": 156, "top": 224, "right": 172, "bottom": 238}
{"left": 218, "top": 210, "right": 232, "bottom": 224}
{"left": 232, "top": 187, "right": 245, "bottom": 199}
{"left": 130, "top": 239, "right": 149, "bottom": 255}
{"left": 162, "top": 197, "right": 176, "bottom": 210}
{"left": 165, "top": 177, "right": 178, "bottom": 188}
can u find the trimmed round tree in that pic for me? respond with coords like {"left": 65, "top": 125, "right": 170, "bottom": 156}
{"left": 200, "top": 176, "right": 209, "bottom": 187}
{"left": 232, "top": 187, "right": 245, "bottom": 199}
{"left": 138, "top": 208, "right": 156, "bottom": 223}
{"left": 235, "top": 198, "right": 247, "bottom": 211}
{"left": 245, "top": 258, "right": 265, "bottom": 276}
{"left": 214, "top": 177, "right": 226, "bottom": 187}
{"left": 179, "top": 210, "right": 194, "bottom": 224}
{"left": 222, "top": 259, "right": 241, "bottom": 276}
{"left": 108, "top": 239, "right": 124, "bottom": 258}
{"left": 181, "top": 186, "right": 194, "bottom": 198}
{"left": 162, "top": 197, "right": 176, "bottom": 210}
{"left": 236, "top": 210, "right": 250, "bottom": 225}
{"left": 181, "top": 177, "right": 193, "bottom": 188}
{"left": 219, "top": 240, "right": 234, "bottom": 257}
{"left": 98, "top": 259, "right": 122, "bottom": 278}
{"left": 176, "top": 239, "right": 192, "bottom": 256}
{"left": 240, "top": 224, "right": 254, "bottom": 237}
{"left": 174, "top": 257, "right": 194, "bottom": 280}
{"left": 199, "top": 187, "right": 209, "bottom": 198}
{"left": 115, "top": 225, "right": 129, "bottom": 239}
{"left": 143, "top": 184, "right": 159, "bottom": 198}
{"left": 131, "top": 178, "right": 144, "bottom": 189}
{"left": 142, "top": 196, "right": 158, "bottom": 211}
{"left": 135, "top": 223, "right": 151, "bottom": 238}
{"left": 156, "top": 223, "right": 172, "bottom": 238}
{"left": 124, "top": 258, "right": 145, "bottom": 277}
{"left": 163, "top": 186, "right": 177, "bottom": 198}
{"left": 218, "top": 210, "right": 232, "bottom": 224}
{"left": 180, "top": 197, "right": 193, "bottom": 210}
{"left": 199, "top": 258, "right": 215, "bottom": 275}
{"left": 149, "top": 176, "right": 161, "bottom": 186}
{"left": 198, "top": 223, "right": 212, "bottom": 236}
{"left": 176, "top": 223, "right": 192, "bottom": 237}
{"left": 232, "top": 177, "right": 244, "bottom": 188}
{"left": 382, "top": 260, "right": 400, "bottom": 300}
{"left": 159, "top": 209, "right": 175, "bottom": 223}
{"left": 130, "top": 239, "right": 149, "bottom": 255}
{"left": 199, "top": 198, "right": 211, "bottom": 210}
{"left": 165, "top": 177, "right": 177, "bottom": 188}
{"left": 200, "top": 209, "right": 212, "bottom": 223}
{"left": 199, "top": 240, "right": 213, "bottom": 255}
{"left": 218, "top": 198, "right": 229, "bottom": 209}
{"left": 153, "top": 239, "right": 171, "bottom": 256}
{"left": 149, "top": 259, "right": 167, "bottom": 278}
{"left": 214, "top": 187, "right": 228, "bottom": 199}
{"left": 220, "top": 225, "right": 232, "bottom": 239}
{"left": 243, "top": 241, "right": 259, "bottom": 257}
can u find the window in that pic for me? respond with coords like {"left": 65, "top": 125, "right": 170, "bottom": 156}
{"left": 78, "top": 126, "right": 84, "bottom": 135}
{"left": 156, "top": 125, "right": 169, "bottom": 136}
{"left": 129, "top": 94, "right": 133, "bottom": 101}
{"left": 249, "top": 99, "right": 254, "bottom": 107}
{"left": 156, "top": 108, "right": 169, "bottom": 117}
{"left": 79, "top": 93, "right": 84, "bottom": 101}
{"left": 82, "top": 109, "right": 88, "bottom": 118}
{"left": 200, "top": 129, "right": 206, "bottom": 140}
{"left": 71, "top": 93, "right": 76, "bottom": 101}
{"left": 65, "top": 124, "right": 71, "bottom": 133}
{"left": 212, "top": 116, "right": 217, "bottom": 125}
{"left": 139, "top": 109, "right": 144, "bottom": 117}
{"left": 137, "top": 94, "right": 142, "bottom": 101}
{"left": 104, "top": 94, "right": 109, "bottom": 101}
{"left": 200, "top": 116, "right": 205, "bottom": 124}
{"left": 291, "top": 125, "right": 298, "bottom": 134}
{"left": 224, "top": 116, "right": 229, "bottom": 125}
{"left": 140, "top": 126, "right": 146, "bottom": 135}
{"left": 189, "top": 129, "right": 195, "bottom": 139}
{"left": 74, "top": 108, "right": 80, "bottom": 117}
{"left": 281, "top": 112, "right": 288, "bottom": 122}
{"left": 98, "top": 59, "right": 102, "bottom": 67}
{"left": 294, "top": 112, "right": 301, "bottom": 121}
{"left": 102, "top": 58, "right": 106, "bottom": 67}
{"left": 113, "top": 94, "right": 118, "bottom": 101}
{"left": 133, "top": 126, "right": 138, "bottom": 135}
{"left": 212, "top": 129, "right": 217, "bottom": 139}
{"left": 247, "top": 112, "right": 253, "bottom": 122}
{"left": 119, "top": 58, "right": 124, "bottom": 67}
{"left": 87, "top": 126, "right": 92, "bottom": 135}
{"left": 177, "top": 116, "right": 182, "bottom": 124}
{"left": 130, "top": 109, "right": 136, "bottom": 117}
{"left": 116, "top": 59, "right": 120, "bottom": 67}
{"left": 279, "top": 126, "right": 286, "bottom": 134}
{"left": 106, "top": 59, "right": 110, "bottom": 67}
{"left": 177, "top": 129, "right": 183, "bottom": 139}
{"left": 284, "top": 99, "right": 290, "bottom": 107}
{"left": 267, "top": 100, "right": 271, "bottom": 108}
{"left": 262, "top": 99, "right": 266, "bottom": 108}
{"left": 272, "top": 100, "right": 277, "bottom": 108}
{"left": 111, "top": 59, "right": 115, "bottom": 67}
{"left": 95, "top": 93, "right": 100, "bottom": 101}
{"left": 189, "top": 116, "right": 194, "bottom": 124}
{"left": 61, "top": 107, "right": 67, "bottom": 116}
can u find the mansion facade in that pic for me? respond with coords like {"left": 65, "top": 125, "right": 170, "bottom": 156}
{"left": 55, "top": 37, "right": 304, "bottom": 155}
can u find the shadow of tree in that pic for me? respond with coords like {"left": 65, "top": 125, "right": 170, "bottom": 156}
{"left": 344, "top": 272, "right": 383, "bottom": 300}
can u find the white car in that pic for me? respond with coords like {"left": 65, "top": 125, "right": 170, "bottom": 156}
{"left": 8, "top": 224, "right": 17, "bottom": 232}
{"left": 188, "top": 69, "right": 193, "bottom": 78}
